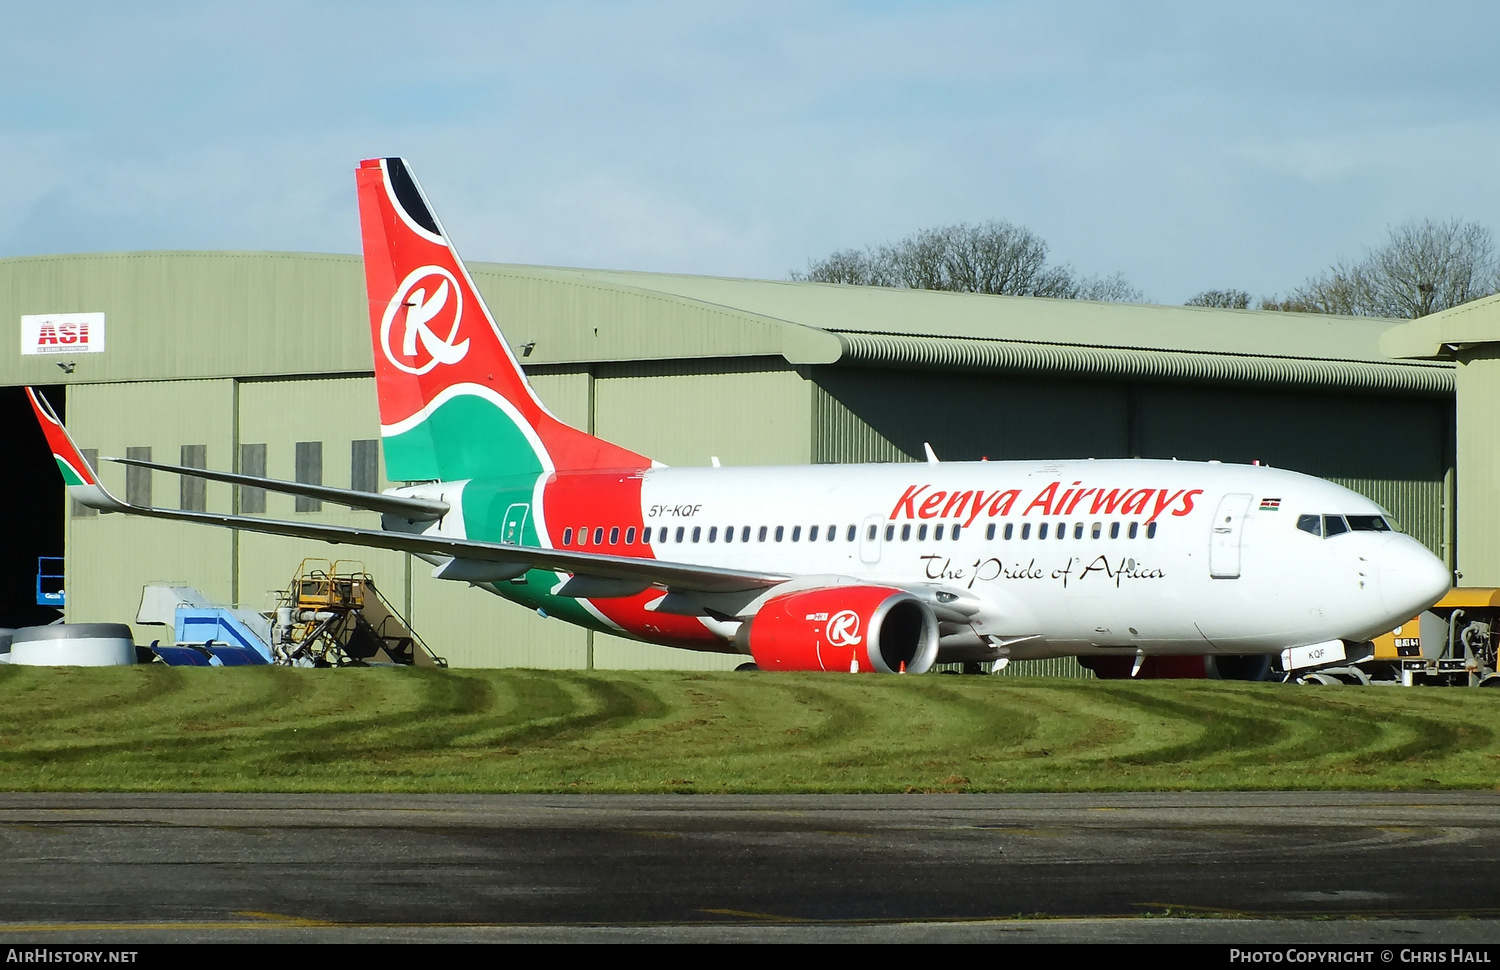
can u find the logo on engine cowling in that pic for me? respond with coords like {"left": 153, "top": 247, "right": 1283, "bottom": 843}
{"left": 826, "top": 610, "right": 863, "bottom": 647}
{"left": 381, "top": 265, "right": 470, "bottom": 375}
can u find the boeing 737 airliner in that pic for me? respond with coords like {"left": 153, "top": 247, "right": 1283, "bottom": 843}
{"left": 27, "top": 158, "right": 1452, "bottom": 675}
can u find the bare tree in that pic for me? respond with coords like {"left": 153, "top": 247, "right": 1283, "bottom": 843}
{"left": 1070, "top": 272, "right": 1143, "bottom": 303}
{"left": 798, "top": 248, "right": 881, "bottom": 286}
{"left": 1273, "top": 219, "right": 1500, "bottom": 318}
{"left": 793, "top": 221, "right": 1138, "bottom": 301}
{"left": 1185, "top": 289, "right": 1252, "bottom": 309}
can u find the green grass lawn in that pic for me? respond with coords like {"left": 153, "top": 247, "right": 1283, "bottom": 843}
{"left": 0, "top": 665, "right": 1495, "bottom": 793}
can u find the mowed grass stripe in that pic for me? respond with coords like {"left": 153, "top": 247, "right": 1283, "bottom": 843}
{"left": 0, "top": 666, "right": 1498, "bottom": 792}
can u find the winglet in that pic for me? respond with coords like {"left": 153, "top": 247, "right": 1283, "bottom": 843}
{"left": 26, "top": 387, "right": 125, "bottom": 512}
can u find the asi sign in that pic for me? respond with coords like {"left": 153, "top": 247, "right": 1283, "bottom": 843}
{"left": 21, "top": 313, "right": 106, "bottom": 356}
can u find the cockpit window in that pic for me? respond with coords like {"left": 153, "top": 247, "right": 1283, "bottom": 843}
{"left": 1307, "top": 513, "right": 1396, "bottom": 538}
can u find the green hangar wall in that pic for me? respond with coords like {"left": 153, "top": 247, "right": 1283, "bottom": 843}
{"left": 0, "top": 252, "right": 1456, "bottom": 668}
{"left": 1385, "top": 294, "right": 1500, "bottom": 587}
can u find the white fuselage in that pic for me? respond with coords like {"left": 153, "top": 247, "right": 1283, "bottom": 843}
{"left": 414, "top": 458, "right": 1451, "bottom": 661}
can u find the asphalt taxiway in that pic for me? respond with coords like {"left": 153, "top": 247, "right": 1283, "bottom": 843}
{"left": 0, "top": 792, "right": 1497, "bottom": 943}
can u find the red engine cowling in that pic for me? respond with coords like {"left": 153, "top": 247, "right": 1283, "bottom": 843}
{"left": 738, "top": 586, "right": 940, "bottom": 673}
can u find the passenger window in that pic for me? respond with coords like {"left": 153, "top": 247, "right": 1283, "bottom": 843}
{"left": 1057, "top": 523, "right": 1066, "bottom": 540}
{"left": 775, "top": 526, "right": 784, "bottom": 542}
{"left": 626, "top": 527, "right": 637, "bottom": 544}
{"left": 742, "top": 526, "right": 751, "bottom": 543}
{"left": 708, "top": 526, "right": 718, "bottom": 542}
{"left": 591, "top": 527, "right": 602, "bottom": 545}
{"left": 1128, "top": 522, "right": 1139, "bottom": 539}
{"left": 1074, "top": 523, "right": 1084, "bottom": 539}
{"left": 917, "top": 524, "right": 927, "bottom": 540}
{"left": 1146, "top": 522, "right": 1157, "bottom": 538}
{"left": 808, "top": 525, "right": 819, "bottom": 541}
{"left": 934, "top": 524, "right": 944, "bottom": 540}
{"left": 1296, "top": 514, "right": 1321, "bottom": 536}
{"left": 609, "top": 527, "right": 620, "bottom": 544}
{"left": 1039, "top": 523, "right": 1049, "bottom": 540}
{"left": 885, "top": 525, "right": 895, "bottom": 541}
{"left": 791, "top": 526, "right": 801, "bottom": 542}
{"left": 1323, "top": 515, "right": 1349, "bottom": 537}
{"left": 867, "top": 524, "right": 877, "bottom": 541}
{"left": 1021, "top": 523, "right": 1031, "bottom": 540}
{"left": 1091, "top": 522, "right": 1101, "bottom": 539}
{"left": 829, "top": 524, "right": 838, "bottom": 540}
{"left": 1110, "top": 522, "right": 1120, "bottom": 539}
{"left": 563, "top": 528, "right": 573, "bottom": 545}
{"left": 986, "top": 523, "right": 996, "bottom": 540}
{"left": 692, "top": 526, "right": 701, "bottom": 542}
{"left": 758, "top": 526, "right": 768, "bottom": 542}
{"left": 674, "top": 526, "right": 685, "bottom": 542}
{"left": 579, "top": 527, "right": 589, "bottom": 546}
{"left": 1004, "top": 523, "right": 1014, "bottom": 540}
{"left": 901, "top": 524, "right": 911, "bottom": 541}
{"left": 848, "top": 525, "right": 858, "bottom": 541}
{"left": 952, "top": 524, "right": 962, "bottom": 539}
{"left": 724, "top": 526, "right": 733, "bottom": 543}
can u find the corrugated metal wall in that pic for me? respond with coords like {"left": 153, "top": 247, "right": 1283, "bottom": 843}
{"left": 2, "top": 254, "right": 370, "bottom": 386}
{"left": 812, "top": 368, "right": 1454, "bottom": 558}
{"left": 993, "top": 657, "right": 1093, "bottom": 679}
{"left": 65, "top": 374, "right": 594, "bottom": 667}
{"left": 62, "top": 365, "right": 815, "bottom": 671}
{"left": 1455, "top": 349, "right": 1500, "bottom": 584}
{"left": 67, "top": 379, "right": 238, "bottom": 639}
{"left": 594, "top": 358, "right": 811, "bottom": 467}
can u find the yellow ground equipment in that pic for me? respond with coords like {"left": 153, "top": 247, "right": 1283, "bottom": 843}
{"left": 272, "top": 559, "right": 444, "bottom": 668}
{"left": 1370, "top": 588, "right": 1500, "bottom": 686}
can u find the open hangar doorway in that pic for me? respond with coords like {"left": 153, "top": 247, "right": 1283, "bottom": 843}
{"left": 0, "top": 385, "right": 65, "bottom": 628}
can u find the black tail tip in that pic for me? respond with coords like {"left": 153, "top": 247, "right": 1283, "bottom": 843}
{"left": 378, "top": 157, "right": 441, "bottom": 237}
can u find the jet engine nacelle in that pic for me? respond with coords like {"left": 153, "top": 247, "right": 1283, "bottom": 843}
{"left": 737, "top": 585, "right": 940, "bottom": 673}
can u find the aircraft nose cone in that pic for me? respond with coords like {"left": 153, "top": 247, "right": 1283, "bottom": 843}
{"left": 1378, "top": 537, "right": 1450, "bottom": 617}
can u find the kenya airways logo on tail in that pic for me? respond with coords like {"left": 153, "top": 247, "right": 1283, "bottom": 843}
{"left": 380, "top": 266, "right": 470, "bottom": 374}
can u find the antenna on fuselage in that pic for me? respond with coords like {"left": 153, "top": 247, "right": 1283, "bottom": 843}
{"left": 923, "top": 442, "right": 940, "bottom": 464}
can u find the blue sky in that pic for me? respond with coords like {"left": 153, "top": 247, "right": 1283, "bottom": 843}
{"left": 2, "top": 1, "right": 1496, "bottom": 304}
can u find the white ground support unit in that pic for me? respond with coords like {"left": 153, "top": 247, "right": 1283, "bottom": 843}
{"left": 9, "top": 623, "right": 135, "bottom": 666}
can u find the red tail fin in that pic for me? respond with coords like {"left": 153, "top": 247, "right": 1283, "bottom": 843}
{"left": 356, "top": 157, "right": 649, "bottom": 482}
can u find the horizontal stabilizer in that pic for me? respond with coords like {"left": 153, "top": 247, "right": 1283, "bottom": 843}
{"left": 103, "top": 456, "right": 449, "bottom": 520}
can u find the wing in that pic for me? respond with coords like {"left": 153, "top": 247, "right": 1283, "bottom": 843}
{"left": 26, "top": 388, "right": 788, "bottom": 596}
{"left": 101, "top": 454, "right": 449, "bottom": 520}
